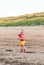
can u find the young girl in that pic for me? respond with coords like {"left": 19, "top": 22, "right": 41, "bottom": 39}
{"left": 18, "top": 29, "right": 25, "bottom": 52}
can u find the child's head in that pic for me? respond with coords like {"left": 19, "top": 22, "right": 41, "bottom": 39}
{"left": 21, "top": 29, "right": 24, "bottom": 34}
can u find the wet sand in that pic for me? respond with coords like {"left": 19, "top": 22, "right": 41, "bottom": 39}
{"left": 0, "top": 25, "right": 44, "bottom": 65}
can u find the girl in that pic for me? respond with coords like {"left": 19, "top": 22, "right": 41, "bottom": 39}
{"left": 18, "top": 29, "right": 25, "bottom": 52}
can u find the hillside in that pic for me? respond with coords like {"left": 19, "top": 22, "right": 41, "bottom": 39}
{"left": 0, "top": 12, "right": 44, "bottom": 26}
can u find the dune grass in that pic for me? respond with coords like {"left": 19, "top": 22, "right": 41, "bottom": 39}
{"left": 0, "top": 12, "right": 44, "bottom": 26}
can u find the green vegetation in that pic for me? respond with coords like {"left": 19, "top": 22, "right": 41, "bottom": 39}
{"left": 0, "top": 12, "right": 44, "bottom": 26}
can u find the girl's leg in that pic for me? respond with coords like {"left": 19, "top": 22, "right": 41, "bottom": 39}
{"left": 20, "top": 46, "right": 25, "bottom": 52}
{"left": 23, "top": 46, "right": 25, "bottom": 52}
{"left": 21, "top": 45, "right": 23, "bottom": 52}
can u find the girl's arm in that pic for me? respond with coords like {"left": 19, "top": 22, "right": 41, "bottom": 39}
{"left": 18, "top": 34, "right": 21, "bottom": 37}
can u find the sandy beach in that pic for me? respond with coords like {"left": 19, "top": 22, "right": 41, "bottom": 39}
{"left": 0, "top": 25, "right": 44, "bottom": 65}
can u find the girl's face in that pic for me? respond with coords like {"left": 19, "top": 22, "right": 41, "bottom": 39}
{"left": 21, "top": 29, "right": 24, "bottom": 33}
{"left": 21, "top": 31, "right": 24, "bottom": 34}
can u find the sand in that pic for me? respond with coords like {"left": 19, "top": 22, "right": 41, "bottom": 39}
{"left": 0, "top": 25, "right": 44, "bottom": 65}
